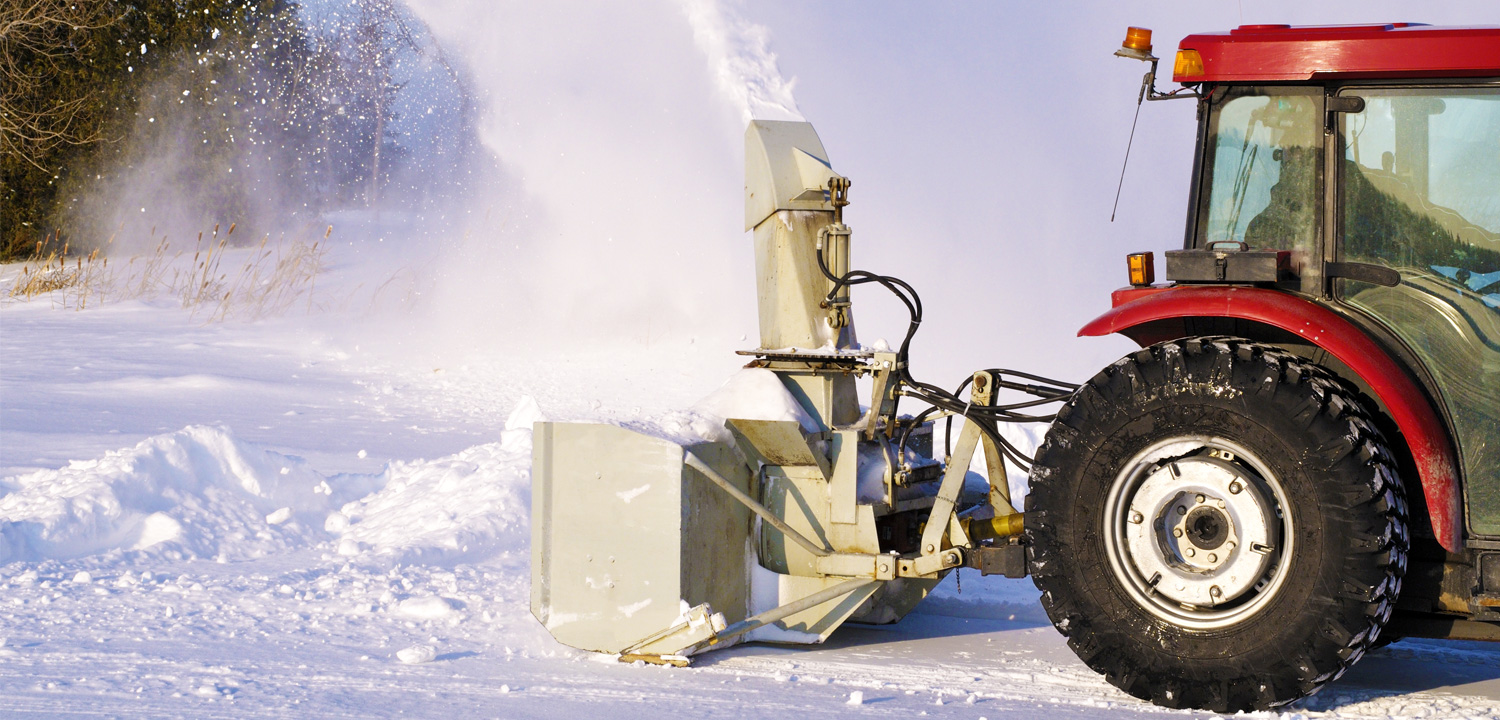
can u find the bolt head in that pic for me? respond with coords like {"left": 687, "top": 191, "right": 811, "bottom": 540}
{"left": 1207, "top": 553, "right": 1217, "bottom": 563}
{"left": 1210, "top": 585, "right": 1222, "bottom": 597}
{"left": 1172, "top": 528, "right": 1183, "bottom": 538}
{"left": 1185, "top": 548, "right": 1196, "bottom": 557}
{"left": 1195, "top": 493, "right": 1206, "bottom": 504}
{"left": 1228, "top": 482, "right": 1243, "bottom": 494}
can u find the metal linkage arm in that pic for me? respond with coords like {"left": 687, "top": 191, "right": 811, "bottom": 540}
{"left": 684, "top": 451, "right": 833, "bottom": 557}
{"left": 918, "top": 371, "right": 994, "bottom": 556}
{"left": 707, "top": 578, "right": 879, "bottom": 648}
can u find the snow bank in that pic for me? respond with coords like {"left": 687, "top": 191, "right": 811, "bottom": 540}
{"left": 0, "top": 400, "right": 542, "bottom": 568}
{"left": 331, "top": 443, "right": 530, "bottom": 565}
{"left": 328, "top": 398, "right": 542, "bottom": 565}
{"left": 0, "top": 425, "right": 376, "bottom": 563}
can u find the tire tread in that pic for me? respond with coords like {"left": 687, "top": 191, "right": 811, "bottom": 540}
{"left": 1026, "top": 336, "right": 1408, "bottom": 712}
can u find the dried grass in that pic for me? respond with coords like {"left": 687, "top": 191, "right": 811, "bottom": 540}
{"left": 4, "top": 224, "right": 332, "bottom": 321}
{"left": 7, "top": 234, "right": 111, "bottom": 308}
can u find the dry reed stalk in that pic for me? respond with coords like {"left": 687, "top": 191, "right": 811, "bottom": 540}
{"left": 9, "top": 221, "right": 331, "bottom": 320}
{"left": 6, "top": 237, "right": 114, "bottom": 308}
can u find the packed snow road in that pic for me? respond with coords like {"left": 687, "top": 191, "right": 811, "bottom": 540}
{"left": 3, "top": 290, "right": 1500, "bottom": 718}
{"left": 1, "top": 556, "right": 1498, "bottom": 719}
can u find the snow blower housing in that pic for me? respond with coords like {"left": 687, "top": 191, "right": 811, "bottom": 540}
{"left": 531, "top": 120, "right": 1064, "bottom": 665}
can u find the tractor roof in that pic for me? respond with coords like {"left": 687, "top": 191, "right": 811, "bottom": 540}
{"left": 1172, "top": 23, "right": 1500, "bottom": 84}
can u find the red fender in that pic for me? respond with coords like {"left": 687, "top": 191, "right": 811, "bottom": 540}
{"left": 1080, "top": 285, "right": 1463, "bottom": 552}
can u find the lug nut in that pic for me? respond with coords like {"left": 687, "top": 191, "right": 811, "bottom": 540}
{"left": 1177, "top": 506, "right": 1187, "bottom": 516}
{"left": 1172, "top": 528, "right": 1183, "bottom": 538}
{"left": 1185, "top": 548, "right": 1196, "bottom": 557}
{"left": 1195, "top": 494, "right": 1206, "bottom": 504}
{"left": 1207, "top": 553, "right": 1217, "bottom": 563}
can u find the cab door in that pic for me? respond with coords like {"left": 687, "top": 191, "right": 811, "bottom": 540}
{"left": 1333, "top": 85, "right": 1500, "bottom": 535}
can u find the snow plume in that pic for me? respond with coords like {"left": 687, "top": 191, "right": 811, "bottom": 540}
{"left": 390, "top": 0, "right": 771, "bottom": 359}
{"left": 63, "top": 1, "right": 483, "bottom": 256}
{"left": 66, "top": 57, "right": 311, "bottom": 255}
{"left": 677, "top": 0, "right": 804, "bottom": 124}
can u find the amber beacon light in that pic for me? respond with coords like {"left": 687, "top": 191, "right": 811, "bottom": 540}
{"left": 1116, "top": 27, "right": 1156, "bottom": 60}
{"left": 1127, "top": 252, "right": 1155, "bottom": 286}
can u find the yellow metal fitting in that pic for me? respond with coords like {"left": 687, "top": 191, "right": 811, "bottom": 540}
{"left": 965, "top": 513, "right": 1025, "bottom": 542}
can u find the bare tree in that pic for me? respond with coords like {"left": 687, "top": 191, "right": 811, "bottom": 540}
{"left": 0, "top": 0, "right": 116, "bottom": 172}
{"left": 348, "top": 0, "right": 416, "bottom": 208}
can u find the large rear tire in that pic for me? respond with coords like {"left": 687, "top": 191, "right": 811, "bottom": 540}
{"left": 1026, "top": 337, "right": 1408, "bottom": 712}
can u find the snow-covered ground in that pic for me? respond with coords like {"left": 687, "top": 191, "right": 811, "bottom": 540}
{"left": 4, "top": 246, "right": 1500, "bottom": 719}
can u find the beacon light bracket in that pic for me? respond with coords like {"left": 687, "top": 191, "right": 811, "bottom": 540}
{"left": 1115, "top": 26, "right": 1200, "bottom": 103}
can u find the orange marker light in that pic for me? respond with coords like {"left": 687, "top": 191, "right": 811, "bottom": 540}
{"left": 1174, "top": 49, "right": 1205, "bottom": 78}
{"left": 1127, "top": 252, "right": 1155, "bottom": 287}
{"left": 1122, "top": 27, "right": 1153, "bottom": 53}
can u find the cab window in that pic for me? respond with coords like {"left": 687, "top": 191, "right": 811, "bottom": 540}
{"left": 1197, "top": 87, "right": 1323, "bottom": 290}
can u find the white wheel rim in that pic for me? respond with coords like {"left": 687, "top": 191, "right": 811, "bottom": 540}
{"left": 1102, "top": 436, "right": 1293, "bottom": 630}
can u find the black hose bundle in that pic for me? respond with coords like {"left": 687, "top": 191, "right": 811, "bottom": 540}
{"left": 815, "top": 244, "right": 1076, "bottom": 472}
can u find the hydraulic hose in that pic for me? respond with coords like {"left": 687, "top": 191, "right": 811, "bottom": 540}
{"left": 815, "top": 243, "right": 1076, "bottom": 471}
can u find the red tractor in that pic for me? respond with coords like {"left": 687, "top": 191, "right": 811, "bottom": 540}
{"left": 1027, "top": 23, "right": 1500, "bottom": 711}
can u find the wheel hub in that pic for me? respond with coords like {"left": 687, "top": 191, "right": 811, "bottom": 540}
{"left": 1106, "top": 439, "right": 1290, "bottom": 629}
{"left": 1183, "top": 505, "right": 1229, "bottom": 550}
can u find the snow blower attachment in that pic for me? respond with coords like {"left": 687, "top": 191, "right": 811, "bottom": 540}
{"left": 531, "top": 120, "right": 1074, "bottom": 665}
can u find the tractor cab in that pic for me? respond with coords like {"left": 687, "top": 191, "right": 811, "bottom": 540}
{"left": 1102, "top": 24, "right": 1500, "bottom": 543}
{"left": 1176, "top": 25, "right": 1500, "bottom": 535}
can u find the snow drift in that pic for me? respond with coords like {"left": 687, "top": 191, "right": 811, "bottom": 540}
{"left": 0, "top": 403, "right": 543, "bottom": 566}
{"left": 330, "top": 398, "right": 543, "bottom": 565}
{"left": 0, "top": 425, "right": 365, "bottom": 563}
